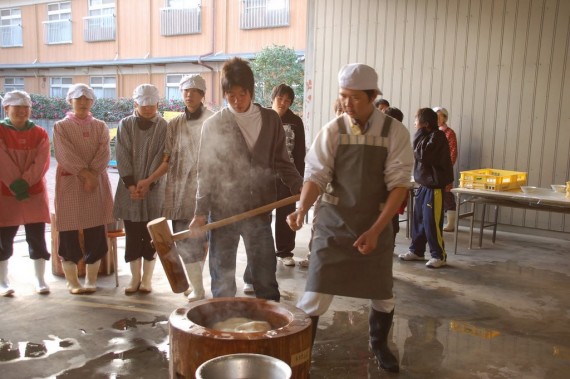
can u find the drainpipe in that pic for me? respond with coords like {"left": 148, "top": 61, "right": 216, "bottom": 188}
{"left": 148, "top": 0, "right": 153, "bottom": 82}
{"left": 33, "top": 5, "right": 42, "bottom": 92}
{"left": 114, "top": 2, "right": 121, "bottom": 96}
{"left": 192, "top": 0, "right": 215, "bottom": 104}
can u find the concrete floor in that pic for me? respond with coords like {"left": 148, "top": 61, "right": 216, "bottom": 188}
{"left": 1, "top": 164, "right": 569, "bottom": 379}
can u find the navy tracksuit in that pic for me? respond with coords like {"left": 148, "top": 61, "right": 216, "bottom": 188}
{"left": 409, "top": 127, "right": 454, "bottom": 260}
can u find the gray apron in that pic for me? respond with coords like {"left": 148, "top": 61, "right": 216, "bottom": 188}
{"left": 306, "top": 116, "right": 394, "bottom": 299}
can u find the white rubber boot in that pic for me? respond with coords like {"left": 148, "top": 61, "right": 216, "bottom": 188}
{"left": 61, "top": 261, "right": 85, "bottom": 295}
{"left": 33, "top": 259, "right": 50, "bottom": 294}
{"left": 0, "top": 259, "right": 15, "bottom": 296}
{"left": 186, "top": 261, "right": 205, "bottom": 302}
{"left": 124, "top": 258, "right": 142, "bottom": 294}
{"left": 84, "top": 260, "right": 101, "bottom": 293}
{"left": 139, "top": 259, "right": 156, "bottom": 293}
{"left": 443, "top": 210, "right": 457, "bottom": 232}
{"left": 183, "top": 260, "right": 193, "bottom": 297}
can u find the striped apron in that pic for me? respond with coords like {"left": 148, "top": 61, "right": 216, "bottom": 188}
{"left": 306, "top": 117, "right": 394, "bottom": 299}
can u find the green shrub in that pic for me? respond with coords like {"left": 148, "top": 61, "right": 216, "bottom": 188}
{"left": 91, "top": 97, "right": 132, "bottom": 122}
{"left": 251, "top": 45, "right": 304, "bottom": 113}
{"left": 30, "top": 94, "right": 70, "bottom": 120}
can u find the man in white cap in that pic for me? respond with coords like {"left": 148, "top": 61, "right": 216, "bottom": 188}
{"left": 287, "top": 63, "right": 414, "bottom": 373}
{"left": 113, "top": 84, "right": 168, "bottom": 294}
{"left": 53, "top": 83, "right": 114, "bottom": 294}
{"left": 0, "top": 90, "right": 51, "bottom": 296}
{"left": 162, "top": 74, "right": 213, "bottom": 302}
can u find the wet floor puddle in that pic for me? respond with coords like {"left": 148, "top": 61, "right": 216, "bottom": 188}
{"left": 111, "top": 315, "right": 168, "bottom": 330}
{"left": 3, "top": 310, "right": 569, "bottom": 378}
{"left": 0, "top": 336, "right": 79, "bottom": 362}
{"left": 1, "top": 316, "right": 170, "bottom": 378}
{"left": 52, "top": 338, "right": 170, "bottom": 378}
{"left": 310, "top": 309, "right": 570, "bottom": 378}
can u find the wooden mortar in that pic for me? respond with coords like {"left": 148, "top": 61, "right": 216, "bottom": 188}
{"left": 169, "top": 297, "right": 312, "bottom": 379}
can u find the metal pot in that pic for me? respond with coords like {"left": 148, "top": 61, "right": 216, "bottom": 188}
{"left": 195, "top": 353, "right": 292, "bottom": 379}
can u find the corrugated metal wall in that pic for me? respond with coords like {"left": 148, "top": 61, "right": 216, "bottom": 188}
{"left": 304, "top": 0, "right": 570, "bottom": 232}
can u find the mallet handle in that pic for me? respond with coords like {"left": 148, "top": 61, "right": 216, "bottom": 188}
{"left": 172, "top": 194, "right": 301, "bottom": 242}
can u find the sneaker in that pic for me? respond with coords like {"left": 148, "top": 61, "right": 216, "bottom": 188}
{"left": 279, "top": 257, "right": 296, "bottom": 267}
{"left": 398, "top": 251, "right": 425, "bottom": 261}
{"left": 243, "top": 283, "right": 254, "bottom": 294}
{"left": 299, "top": 258, "right": 310, "bottom": 268}
{"left": 426, "top": 258, "right": 446, "bottom": 268}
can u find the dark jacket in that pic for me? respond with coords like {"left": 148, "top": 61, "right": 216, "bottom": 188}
{"left": 412, "top": 127, "right": 454, "bottom": 189}
{"left": 275, "top": 108, "right": 306, "bottom": 199}
{"left": 195, "top": 104, "right": 303, "bottom": 218}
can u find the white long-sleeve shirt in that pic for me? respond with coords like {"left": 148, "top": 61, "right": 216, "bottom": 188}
{"left": 228, "top": 102, "right": 262, "bottom": 152}
{"left": 304, "top": 110, "right": 414, "bottom": 192}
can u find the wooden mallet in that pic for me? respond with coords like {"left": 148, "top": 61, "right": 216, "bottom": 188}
{"left": 147, "top": 194, "right": 300, "bottom": 293}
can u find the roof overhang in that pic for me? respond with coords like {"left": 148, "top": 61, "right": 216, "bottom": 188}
{"left": 0, "top": 51, "right": 304, "bottom": 71}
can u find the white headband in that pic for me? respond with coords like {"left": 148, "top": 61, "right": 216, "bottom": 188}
{"left": 338, "top": 63, "right": 382, "bottom": 95}
{"left": 2, "top": 90, "right": 32, "bottom": 107}
{"left": 432, "top": 107, "right": 449, "bottom": 118}
{"left": 179, "top": 74, "right": 207, "bottom": 92}
{"left": 133, "top": 84, "right": 160, "bottom": 106}
{"left": 66, "top": 84, "right": 96, "bottom": 103}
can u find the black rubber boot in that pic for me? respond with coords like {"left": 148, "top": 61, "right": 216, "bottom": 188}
{"left": 310, "top": 316, "right": 319, "bottom": 347}
{"left": 369, "top": 308, "right": 399, "bottom": 373}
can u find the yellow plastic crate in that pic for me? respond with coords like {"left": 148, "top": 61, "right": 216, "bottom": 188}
{"left": 459, "top": 168, "right": 527, "bottom": 191}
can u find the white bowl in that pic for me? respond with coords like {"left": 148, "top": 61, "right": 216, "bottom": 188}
{"left": 520, "top": 186, "right": 538, "bottom": 194}
{"left": 551, "top": 184, "right": 566, "bottom": 193}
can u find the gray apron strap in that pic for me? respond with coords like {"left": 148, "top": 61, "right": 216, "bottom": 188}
{"left": 337, "top": 116, "right": 348, "bottom": 134}
{"left": 381, "top": 115, "right": 393, "bottom": 137}
{"left": 338, "top": 113, "right": 392, "bottom": 136}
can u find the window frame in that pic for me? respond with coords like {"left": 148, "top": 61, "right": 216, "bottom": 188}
{"left": 166, "top": 74, "right": 185, "bottom": 100}
{"left": 44, "top": 1, "right": 72, "bottom": 45}
{"left": 49, "top": 77, "right": 73, "bottom": 98}
{"left": 83, "top": 0, "right": 115, "bottom": 41}
{"left": 239, "top": 0, "right": 290, "bottom": 30}
{"left": 90, "top": 76, "right": 116, "bottom": 99}
{"left": 160, "top": 0, "right": 202, "bottom": 36}
{"left": 166, "top": 0, "right": 200, "bottom": 8}
{"left": 88, "top": 0, "right": 116, "bottom": 16}
{"left": 0, "top": 8, "right": 23, "bottom": 47}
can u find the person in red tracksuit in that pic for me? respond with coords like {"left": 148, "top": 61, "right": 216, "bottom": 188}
{"left": 0, "top": 91, "right": 51, "bottom": 296}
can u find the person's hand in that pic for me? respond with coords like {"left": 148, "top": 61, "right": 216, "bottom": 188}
{"left": 128, "top": 185, "right": 142, "bottom": 200}
{"left": 136, "top": 178, "right": 152, "bottom": 199}
{"left": 287, "top": 209, "right": 306, "bottom": 231}
{"left": 9, "top": 178, "right": 30, "bottom": 200}
{"left": 189, "top": 216, "right": 207, "bottom": 238}
{"left": 83, "top": 178, "right": 97, "bottom": 192}
{"left": 83, "top": 174, "right": 98, "bottom": 192}
{"left": 79, "top": 169, "right": 98, "bottom": 193}
{"left": 353, "top": 229, "right": 380, "bottom": 255}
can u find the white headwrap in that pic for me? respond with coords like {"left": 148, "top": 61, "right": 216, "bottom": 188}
{"left": 179, "top": 74, "right": 207, "bottom": 92}
{"left": 432, "top": 107, "right": 449, "bottom": 118}
{"left": 2, "top": 90, "right": 32, "bottom": 107}
{"left": 338, "top": 63, "right": 382, "bottom": 95}
{"left": 66, "top": 83, "right": 96, "bottom": 103}
{"left": 133, "top": 84, "right": 160, "bottom": 106}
